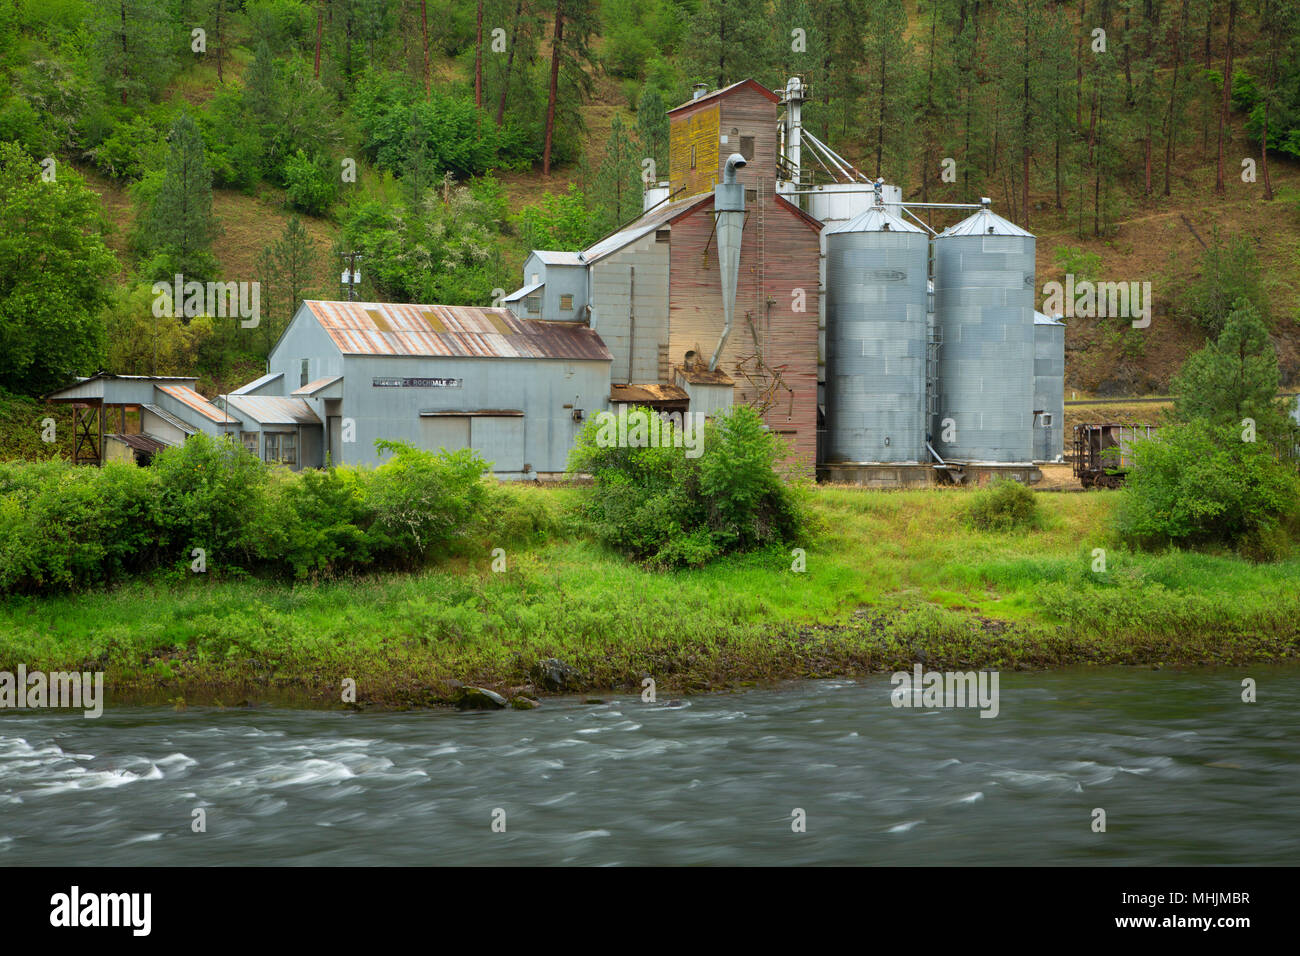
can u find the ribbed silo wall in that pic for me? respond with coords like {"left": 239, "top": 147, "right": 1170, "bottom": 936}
{"left": 932, "top": 235, "right": 1036, "bottom": 462}
{"left": 1033, "top": 322, "right": 1065, "bottom": 461}
{"left": 825, "top": 230, "right": 930, "bottom": 462}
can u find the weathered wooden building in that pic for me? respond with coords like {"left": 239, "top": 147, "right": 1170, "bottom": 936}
{"left": 506, "top": 78, "right": 823, "bottom": 468}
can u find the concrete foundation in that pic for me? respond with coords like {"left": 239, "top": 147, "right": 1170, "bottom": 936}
{"left": 818, "top": 461, "right": 1042, "bottom": 489}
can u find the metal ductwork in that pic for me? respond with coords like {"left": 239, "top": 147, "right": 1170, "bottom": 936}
{"left": 709, "top": 153, "right": 747, "bottom": 371}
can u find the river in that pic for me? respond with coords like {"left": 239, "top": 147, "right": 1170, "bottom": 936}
{"left": 2, "top": 667, "right": 1296, "bottom": 865}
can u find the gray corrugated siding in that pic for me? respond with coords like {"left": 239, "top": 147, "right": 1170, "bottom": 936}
{"left": 590, "top": 233, "right": 669, "bottom": 385}
{"left": 825, "top": 228, "right": 930, "bottom": 463}
{"left": 933, "top": 233, "right": 1037, "bottom": 462}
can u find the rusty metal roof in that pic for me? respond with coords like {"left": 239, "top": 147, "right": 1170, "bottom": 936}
{"left": 610, "top": 383, "right": 690, "bottom": 405}
{"left": 292, "top": 375, "right": 343, "bottom": 396}
{"left": 141, "top": 404, "right": 197, "bottom": 434}
{"left": 667, "top": 78, "right": 780, "bottom": 114}
{"left": 581, "top": 194, "right": 710, "bottom": 264}
{"left": 222, "top": 394, "right": 321, "bottom": 426}
{"left": 675, "top": 365, "right": 735, "bottom": 386}
{"left": 303, "top": 301, "right": 612, "bottom": 361}
{"left": 108, "top": 433, "right": 171, "bottom": 454}
{"left": 155, "top": 384, "right": 232, "bottom": 424}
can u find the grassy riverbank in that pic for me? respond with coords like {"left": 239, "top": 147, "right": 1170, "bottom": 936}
{"left": 2, "top": 486, "right": 1297, "bottom": 706}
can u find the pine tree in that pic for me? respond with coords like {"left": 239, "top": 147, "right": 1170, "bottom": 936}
{"left": 145, "top": 112, "right": 220, "bottom": 282}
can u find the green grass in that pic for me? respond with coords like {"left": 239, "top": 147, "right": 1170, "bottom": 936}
{"left": 2, "top": 485, "right": 1297, "bottom": 705}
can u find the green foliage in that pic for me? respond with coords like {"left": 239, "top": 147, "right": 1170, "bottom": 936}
{"left": 0, "top": 458, "right": 162, "bottom": 593}
{"left": 0, "top": 142, "right": 118, "bottom": 396}
{"left": 283, "top": 148, "right": 339, "bottom": 215}
{"left": 518, "top": 184, "right": 603, "bottom": 250}
{"left": 568, "top": 405, "right": 811, "bottom": 568}
{"left": 1052, "top": 245, "right": 1103, "bottom": 282}
{"left": 137, "top": 112, "right": 221, "bottom": 281}
{"left": 352, "top": 71, "right": 532, "bottom": 181}
{"left": 0, "top": 435, "right": 499, "bottom": 593}
{"left": 1171, "top": 300, "right": 1296, "bottom": 444}
{"left": 366, "top": 440, "right": 491, "bottom": 566}
{"left": 151, "top": 433, "right": 269, "bottom": 569}
{"left": 338, "top": 181, "right": 503, "bottom": 305}
{"left": 1183, "top": 229, "right": 1269, "bottom": 336}
{"left": 964, "top": 478, "right": 1041, "bottom": 532}
{"left": 1116, "top": 421, "right": 1300, "bottom": 558}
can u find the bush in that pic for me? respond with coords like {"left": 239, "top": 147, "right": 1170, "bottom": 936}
{"left": 0, "top": 437, "right": 500, "bottom": 594}
{"left": 1115, "top": 420, "right": 1300, "bottom": 558}
{"left": 965, "top": 478, "right": 1040, "bottom": 532}
{"left": 0, "top": 459, "right": 162, "bottom": 592}
{"left": 283, "top": 148, "right": 338, "bottom": 215}
{"left": 365, "top": 440, "right": 491, "bottom": 567}
{"left": 568, "top": 405, "right": 811, "bottom": 568}
{"left": 151, "top": 433, "right": 269, "bottom": 571}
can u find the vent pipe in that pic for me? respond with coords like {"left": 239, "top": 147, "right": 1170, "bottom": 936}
{"left": 709, "top": 153, "right": 748, "bottom": 371}
{"left": 692, "top": 82, "right": 709, "bottom": 100}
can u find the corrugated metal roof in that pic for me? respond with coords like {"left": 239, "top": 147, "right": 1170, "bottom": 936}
{"left": 667, "top": 78, "right": 780, "bottom": 113}
{"left": 222, "top": 394, "right": 322, "bottom": 426}
{"left": 502, "top": 281, "right": 543, "bottom": 303}
{"left": 581, "top": 194, "right": 710, "bottom": 264}
{"left": 232, "top": 372, "right": 283, "bottom": 395}
{"left": 675, "top": 366, "right": 735, "bottom": 386}
{"left": 292, "top": 375, "right": 343, "bottom": 396}
{"left": 155, "top": 384, "right": 233, "bottom": 424}
{"left": 824, "top": 205, "right": 927, "bottom": 235}
{"left": 141, "top": 404, "right": 197, "bottom": 434}
{"left": 936, "top": 207, "right": 1034, "bottom": 238}
{"left": 303, "top": 301, "right": 612, "bottom": 361}
{"left": 531, "top": 251, "right": 585, "bottom": 266}
{"left": 610, "top": 383, "right": 690, "bottom": 404}
{"left": 108, "top": 433, "right": 171, "bottom": 454}
{"left": 44, "top": 373, "right": 198, "bottom": 402}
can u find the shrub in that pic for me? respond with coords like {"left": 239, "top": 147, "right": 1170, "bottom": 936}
{"left": 568, "top": 405, "right": 811, "bottom": 568}
{"left": 365, "top": 440, "right": 491, "bottom": 567}
{"left": 151, "top": 433, "right": 269, "bottom": 571}
{"left": 965, "top": 478, "right": 1040, "bottom": 532}
{"left": 0, "top": 460, "right": 162, "bottom": 592}
{"left": 283, "top": 148, "right": 338, "bottom": 215}
{"left": 1115, "top": 420, "right": 1300, "bottom": 558}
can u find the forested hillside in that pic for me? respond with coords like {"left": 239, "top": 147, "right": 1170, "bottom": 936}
{"left": 2, "top": 0, "right": 1299, "bottom": 415}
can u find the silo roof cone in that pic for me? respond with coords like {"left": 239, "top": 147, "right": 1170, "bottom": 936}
{"left": 936, "top": 207, "right": 1034, "bottom": 238}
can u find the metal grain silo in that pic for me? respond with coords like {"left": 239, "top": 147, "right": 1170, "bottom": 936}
{"left": 824, "top": 206, "right": 930, "bottom": 462}
{"left": 1033, "top": 311, "right": 1065, "bottom": 461}
{"left": 932, "top": 204, "right": 1036, "bottom": 462}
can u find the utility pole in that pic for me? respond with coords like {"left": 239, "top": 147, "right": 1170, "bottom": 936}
{"left": 339, "top": 252, "right": 363, "bottom": 302}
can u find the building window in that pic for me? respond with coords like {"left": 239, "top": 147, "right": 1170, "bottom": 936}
{"left": 745, "top": 188, "right": 758, "bottom": 204}
{"left": 300, "top": 359, "right": 309, "bottom": 388}
{"left": 239, "top": 432, "right": 259, "bottom": 456}
{"left": 559, "top": 294, "right": 574, "bottom": 310}
{"left": 690, "top": 144, "right": 696, "bottom": 169}
{"left": 525, "top": 295, "right": 541, "bottom": 314}
{"left": 740, "top": 135, "right": 755, "bottom": 161}
{"left": 264, "top": 432, "right": 297, "bottom": 466}
{"left": 1041, "top": 413, "right": 1053, "bottom": 427}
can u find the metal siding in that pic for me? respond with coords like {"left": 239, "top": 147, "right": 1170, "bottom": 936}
{"left": 933, "top": 229, "right": 1037, "bottom": 463}
{"left": 825, "top": 227, "right": 930, "bottom": 463}
{"left": 337, "top": 354, "right": 608, "bottom": 474}
{"left": 590, "top": 235, "right": 670, "bottom": 384}
{"left": 669, "top": 193, "right": 821, "bottom": 467}
{"left": 1033, "top": 321, "right": 1066, "bottom": 461}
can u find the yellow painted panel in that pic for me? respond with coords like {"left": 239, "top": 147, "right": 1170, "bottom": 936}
{"left": 669, "top": 105, "right": 720, "bottom": 199}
